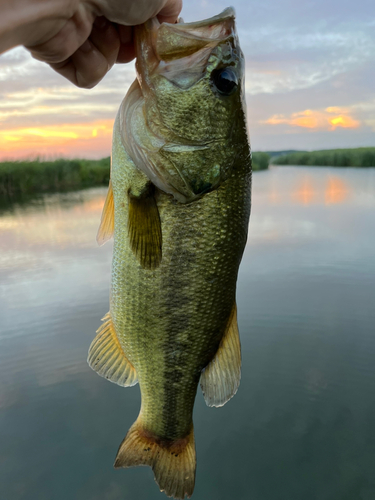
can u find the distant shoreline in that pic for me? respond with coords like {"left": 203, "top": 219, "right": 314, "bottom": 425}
{"left": 0, "top": 155, "right": 271, "bottom": 199}
{"left": 1, "top": 148, "right": 374, "bottom": 199}
{"left": 269, "top": 147, "right": 375, "bottom": 168}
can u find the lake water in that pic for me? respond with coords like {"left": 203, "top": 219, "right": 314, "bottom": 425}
{"left": 1, "top": 166, "right": 375, "bottom": 500}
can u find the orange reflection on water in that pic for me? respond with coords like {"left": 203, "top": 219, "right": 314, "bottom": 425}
{"left": 0, "top": 193, "right": 107, "bottom": 253}
{"left": 292, "top": 176, "right": 316, "bottom": 205}
{"left": 325, "top": 176, "right": 349, "bottom": 205}
{"left": 73, "top": 198, "right": 106, "bottom": 215}
{"left": 268, "top": 188, "right": 280, "bottom": 204}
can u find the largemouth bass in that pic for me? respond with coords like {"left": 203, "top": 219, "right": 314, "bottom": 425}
{"left": 88, "top": 7, "right": 251, "bottom": 499}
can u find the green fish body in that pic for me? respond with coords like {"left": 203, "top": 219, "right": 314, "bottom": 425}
{"left": 88, "top": 8, "right": 251, "bottom": 499}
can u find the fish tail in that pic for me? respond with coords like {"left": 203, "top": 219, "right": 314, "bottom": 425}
{"left": 114, "top": 417, "right": 196, "bottom": 499}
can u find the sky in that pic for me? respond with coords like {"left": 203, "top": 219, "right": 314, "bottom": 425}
{"left": 0, "top": 0, "right": 374, "bottom": 159}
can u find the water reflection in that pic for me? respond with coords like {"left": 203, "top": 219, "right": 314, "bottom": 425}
{"left": 292, "top": 174, "right": 317, "bottom": 205}
{"left": 325, "top": 176, "right": 349, "bottom": 204}
{"left": 0, "top": 189, "right": 106, "bottom": 255}
{"left": 260, "top": 166, "right": 375, "bottom": 208}
{"left": 1, "top": 167, "right": 375, "bottom": 500}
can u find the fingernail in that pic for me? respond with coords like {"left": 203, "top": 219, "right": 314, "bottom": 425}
{"left": 94, "top": 16, "right": 109, "bottom": 30}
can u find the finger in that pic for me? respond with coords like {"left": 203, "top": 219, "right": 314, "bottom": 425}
{"left": 90, "top": 17, "right": 120, "bottom": 68}
{"left": 27, "top": 10, "right": 93, "bottom": 64}
{"left": 116, "top": 25, "right": 136, "bottom": 64}
{"left": 50, "top": 19, "right": 120, "bottom": 88}
{"left": 157, "top": 0, "right": 183, "bottom": 23}
{"left": 98, "top": 0, "right": 182, "bottom": 26}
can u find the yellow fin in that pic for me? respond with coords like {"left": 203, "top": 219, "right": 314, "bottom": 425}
{"left": 97, "top": 181, "right": 114, "bottom": 246}
{"left": 128, "top": 183, "right": 162, "bottom": 270}
{"left": 87, "top": 312, "right": 138, "bottom": 387}
{"left": 115, "top": 417, "right": 196, "bottom": 499}
{"left": 200, "top": 304, "right": 241, "bottom": 407}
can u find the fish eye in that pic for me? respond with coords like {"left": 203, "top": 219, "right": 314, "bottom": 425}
{"left": 211, "top": 67, "right": 238, "bottom": 96}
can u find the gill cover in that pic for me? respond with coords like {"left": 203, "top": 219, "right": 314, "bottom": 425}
{"left": 120, "top": 8, "right": 245, "bottom": 203}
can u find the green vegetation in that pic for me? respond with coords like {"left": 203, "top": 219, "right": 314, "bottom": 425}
{"left": 252, "top": 152, "right": 270, "bottom": 171}
{"left": 1, "top": 152, "right": 272, "bottom": 200}
{"left": 0, "top": 158, "right": 110, "bottom": 198}
{"left": 7, "top": 147, "right": 372, "bottom": 199}
{"left": 272, "top": 148, "right": 375, "bottom": 167}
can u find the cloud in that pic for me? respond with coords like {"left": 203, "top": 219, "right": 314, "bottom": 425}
{"left": 0, "top": 120, "right": 114, "bottom": 160}
{"left": 243, "top": 26, "right": 375, "bottom": 95}
{"left": 0, "top": 47, "right": 136, "bottom": 132}
{"left": 264, "top": 107, "right": 360, "bottom": 131}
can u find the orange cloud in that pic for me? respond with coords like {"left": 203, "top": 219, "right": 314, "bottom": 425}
{"left": 0, "top": 120, "right": 114, "bottom": 159}
{"left": 329, "top": 115, "right": 359, "bottom": 129}
{"left": 264, "top": 107, "right": 360, "bottom": 131}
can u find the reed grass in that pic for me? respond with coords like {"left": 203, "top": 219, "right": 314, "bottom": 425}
{"left": 252, "top": 152, "right": 270, "bottom": 171}
{"left": 0, "top": 158, "right": 110, "bottom": 198}
{"left": 0, "top": 152, "right": 272, "bottom": 199}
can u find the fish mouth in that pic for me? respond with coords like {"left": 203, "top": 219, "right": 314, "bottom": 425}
{"left": 135, "top": 8, "right": 237, "bottom": 86}
{"left": 156, "top": 7, "right": 236, "bottom": 55}
{"left": 175, "top": 7, "right": 235, "bottom": 27}
{"left": 150, "top": 7, "right": 235, "bottom": 43}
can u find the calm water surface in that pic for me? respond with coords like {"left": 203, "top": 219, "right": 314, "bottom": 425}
{"left": 1, "top": 166, "right": 375, "bottom": 500}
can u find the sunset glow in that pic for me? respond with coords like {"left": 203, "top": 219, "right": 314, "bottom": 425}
{"left": 265, "top": 107, "right": 360, "bottom": 131}
{"left": 329, "top": 116, "right": 359, "bottom": 129}
{"left": 0, "top": 120, "right": 114, "bottom": 159}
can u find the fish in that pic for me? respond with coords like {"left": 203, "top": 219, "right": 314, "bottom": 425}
{"left": 87, "top": 7, "right": 251, "bottom": 499}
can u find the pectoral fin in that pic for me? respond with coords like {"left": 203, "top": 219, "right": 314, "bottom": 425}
{"left": 88, "top": 312, "right": 138, "bottom": 387}
{"left": 97, "top": 181, "right": 114, "bottom": 246}
{"left": 128, "top": 183, "right": 162, "bottom": 270}
{"left": 200, "top": 304, "right": 241, "bottom": 407}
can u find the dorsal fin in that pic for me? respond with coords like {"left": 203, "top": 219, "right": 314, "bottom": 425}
{"left": 200, "top": 303, "right": 241, "bottom": 407}
{"left": 127, "top": 183, "right": 162, "bottom": 270}
{"left": 97, "top": 181, "right": 114, "bottom": 246}
{"left": 88, "top": 312, "right": 138, "bottom": 387}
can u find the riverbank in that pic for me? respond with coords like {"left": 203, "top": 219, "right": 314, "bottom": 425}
{"left": 272, "top": 147, "right": 375, "bottom": 167}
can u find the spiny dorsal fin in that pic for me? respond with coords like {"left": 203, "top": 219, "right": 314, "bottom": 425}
{"left": 97, "top": 181, "right": 114, "bottom": 246}
{"left": 200, "top": 303, "right": 241, "bottom": 407}
{"left": 88, "top": 312, "right": 138, "bottom": 387}
{"left": 115, "top": 417, "right": 196, "bottom": 499}
{"left": 128, "top": 183, "right": 162, "bottom": 270}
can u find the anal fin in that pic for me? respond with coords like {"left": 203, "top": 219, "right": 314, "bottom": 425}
{"left": 97, "top": 180, "right": 114, "bottom": 246}
{"left": 88, "top": 312, "right": 138, "bottom": 387}
{"left": 128, "top": 182, "right": 162, "bottom": 270}
{"left": 200, "top": 303, "right": 241, "bottom": 407}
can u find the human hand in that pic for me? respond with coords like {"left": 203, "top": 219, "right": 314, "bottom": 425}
{"left": 0, "top": 0, "right": 182, "bottom": 88}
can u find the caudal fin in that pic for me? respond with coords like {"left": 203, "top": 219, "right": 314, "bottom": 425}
{"left": 114, "top": 418, "right": 196, "bottom": 499}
